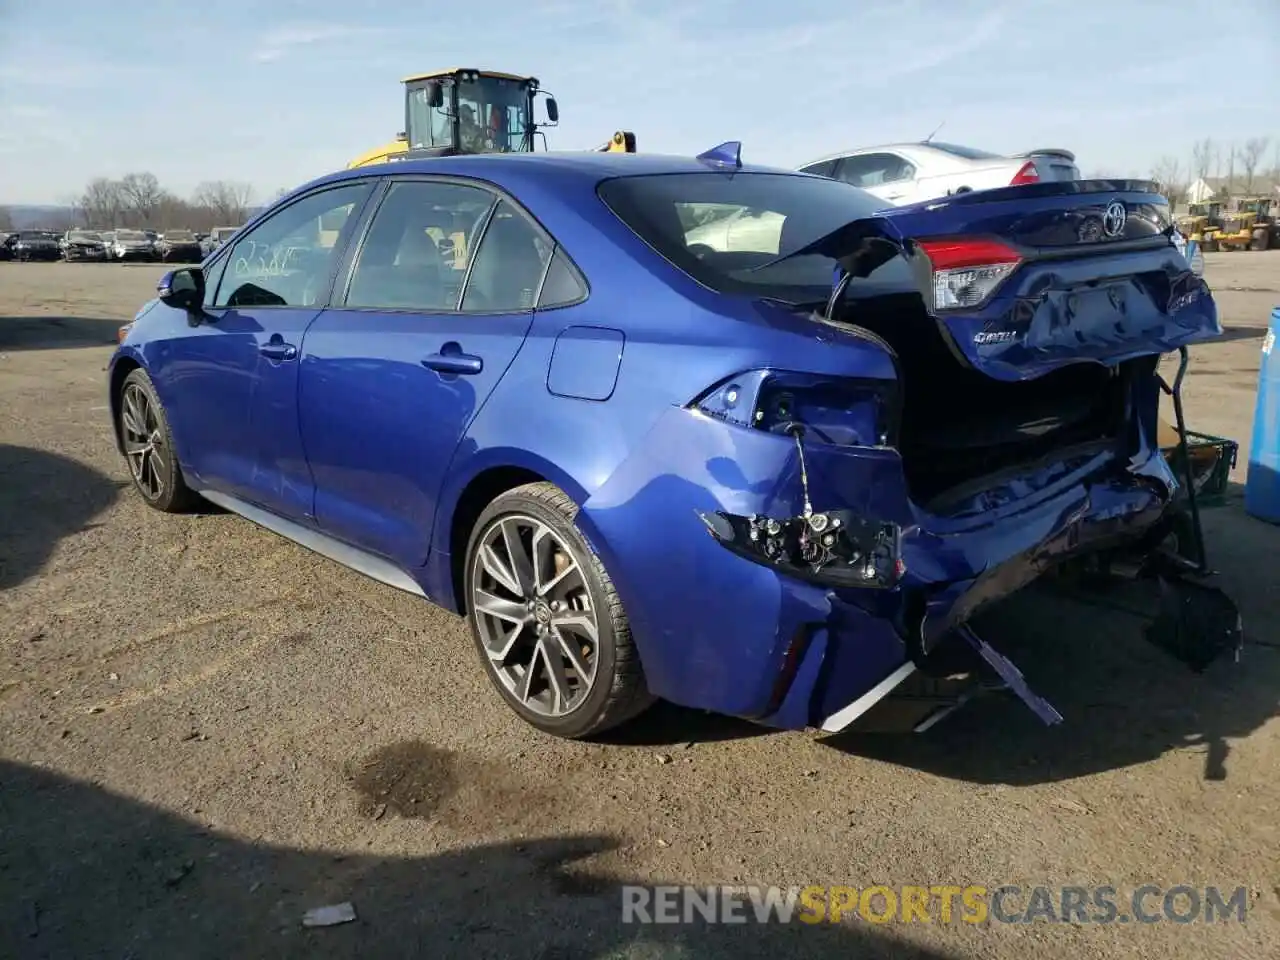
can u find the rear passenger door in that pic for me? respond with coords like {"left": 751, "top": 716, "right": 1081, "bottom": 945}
{"left": 298, "top": 177, "right": 554, "bottom": 568}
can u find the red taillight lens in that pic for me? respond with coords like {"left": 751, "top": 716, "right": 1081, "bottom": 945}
{"left": 917, "top": 238, "right": 1022, "bottom": 311}
{"left": 1009, "top": 161, "right": 1040, "bottom": 186}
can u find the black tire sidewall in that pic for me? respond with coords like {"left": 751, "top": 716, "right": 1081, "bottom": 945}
{"left": 463, "top": 487, "right": 622, "bottom": 739}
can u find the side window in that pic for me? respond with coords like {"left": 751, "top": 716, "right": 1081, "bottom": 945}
{"left": 537, "top": 248, "right": 588, "bottom": 308}
{"left": 213, "top": 182, "right": 372, "bottom": 309}
{"left": 800, "top": 159, "right": 837, "bottom": 178}
{"left": 460, "top": 200, "right": 553, "bottom": 313}
{"left": 343, "top": 180, "right": 496, "bottom": 312}
{"left": 836, "top": 153, "right": 916, "bottom": 188}
{"left": 202, "top": 253, "right": 229, "bottom": 309}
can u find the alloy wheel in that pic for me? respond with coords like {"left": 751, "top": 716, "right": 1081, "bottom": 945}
{"left": 120, "top": 383, "right": 167, "bottom": 500}
{"left": 470, "top": 513, "right": 600, "bottom": 717}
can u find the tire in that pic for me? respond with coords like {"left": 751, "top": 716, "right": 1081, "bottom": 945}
{"left": 463, "top": 481, "right": 654, "bottom": 739}
{"left": 117, "top": 367, "right": 198, "bottom": 513}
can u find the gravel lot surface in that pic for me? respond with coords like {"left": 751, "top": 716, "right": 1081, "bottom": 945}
{"left": 2, "top": 257, "right": 1278, "bottom": 959}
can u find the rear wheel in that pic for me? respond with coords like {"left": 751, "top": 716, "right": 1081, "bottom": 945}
{"left": 117, "top": 368, "right": 197, "bottom": 513}
{"left": 463, "top": 482, "right": 654, "bottom": 739}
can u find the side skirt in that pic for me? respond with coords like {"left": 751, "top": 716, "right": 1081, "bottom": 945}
{"left": 197, "top": 489, "right": 427, "bottom": 599}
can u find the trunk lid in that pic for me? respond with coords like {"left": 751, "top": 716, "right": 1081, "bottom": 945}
{"left": 1011, "top": 148, "right": 1080, "bottom": 182}
{"left": 769, "top": 179, "right": 1217, "bottom": 382}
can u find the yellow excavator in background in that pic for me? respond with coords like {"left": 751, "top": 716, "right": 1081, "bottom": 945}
{"left": 348, "top": 68, "right": 636, "bottom": 169}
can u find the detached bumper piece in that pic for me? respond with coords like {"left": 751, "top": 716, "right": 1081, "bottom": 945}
{"left": 697, "top": 508, "right": 903, "bottom": 589}
{"left": 954, "top": 624, "right": 1064, "bottom": 725}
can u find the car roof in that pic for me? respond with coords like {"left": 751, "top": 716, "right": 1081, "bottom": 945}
{"left": 800, "top": 141, "right": 998, "bottom": 167}
{"left": 302, "top": 151, "right": 808, "bottom": 196}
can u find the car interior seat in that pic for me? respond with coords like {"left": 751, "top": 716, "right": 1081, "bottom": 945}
{"left": 347, "top": 204, "right": 445, "bottom": 309}
{"left": 463, "top": 213, "right": 547, "bottom": 311}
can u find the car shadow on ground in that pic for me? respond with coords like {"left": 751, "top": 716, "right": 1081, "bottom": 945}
{"left": 0, "top": 315, "right": 124, "bottom": 351}
{"left": 826, "top": 488, "right": 1280, "bottom": 786}
{"left": 594, "top": 701, "right": 770, "bottom": 748}
{"left": 0, "top": 444, "right": 123, "bottom": 591}
{"left": 0, "top": 759, "right": 958, "bottom": 960}
{"left": 1216, "top": 325, "right": 1266, "bottom": 343}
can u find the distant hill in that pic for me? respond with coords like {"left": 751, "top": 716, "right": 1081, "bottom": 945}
{"left": 2, "top": 204, "right": 81, "bottom": 230}
{"left": 2, "top": 202, "right": 270, "bottom": 232}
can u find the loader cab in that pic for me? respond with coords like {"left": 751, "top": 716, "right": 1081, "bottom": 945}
{"left": 403, "top": 69, "right": 558, "bottom": 157}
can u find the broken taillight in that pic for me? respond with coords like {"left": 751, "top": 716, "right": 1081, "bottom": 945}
{"left": 1009, "top": 160, "right": 1040, "bottom": 185}
{"left": 691, "top": 370, "right": 899, "bottom": 447}
{"left": 916, "top": 238, "right": 1022, "bottom": 311}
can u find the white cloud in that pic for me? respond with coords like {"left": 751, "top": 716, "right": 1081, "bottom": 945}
{"left": 251, "top": 22, "right": 388, "bottom": 63}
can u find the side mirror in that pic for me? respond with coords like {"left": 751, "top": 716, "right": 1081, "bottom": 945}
{"left": 545, "top": 97, "right": 559, "bottom": 123}
{"left": 426, "top": 81, "right": 443, "bottom": 108}
{"left": 157, "top": 267, "right": 205, "bottom": 312}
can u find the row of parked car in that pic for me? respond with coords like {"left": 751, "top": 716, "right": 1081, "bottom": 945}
{"left": 0, "top": 226, "right": 242, "bottom": 263}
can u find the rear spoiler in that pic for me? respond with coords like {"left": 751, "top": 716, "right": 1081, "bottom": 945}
{"left": 1012, "top": 148, "right": 1076, "bottom": 162}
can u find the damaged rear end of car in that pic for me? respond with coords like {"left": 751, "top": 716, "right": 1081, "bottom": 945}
{"left": 584, "top": 168, "right": 1242, "bottom": 736}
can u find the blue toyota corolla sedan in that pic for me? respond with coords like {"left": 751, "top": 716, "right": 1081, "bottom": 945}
{"left": 108, "top": 148, "right": 1240, "bottom": 739}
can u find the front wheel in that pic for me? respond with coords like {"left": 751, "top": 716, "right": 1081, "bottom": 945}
{"left": 463, "top": 482, "right": 654, "bottom": 739}
{"left": 117, "top": 368, "right": 198, "bottom": 513}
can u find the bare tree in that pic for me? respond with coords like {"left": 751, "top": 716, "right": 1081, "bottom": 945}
{"left": 192, "top": 180, "right": 254, "bottom": 226}
{"left": 79, "top": 177, "right": 125, "bottom": 230}
{"left": 1150, "top": 156, "right": 1184, "bottom": 202}
{"left": 1241, "top": 137, "right": 1269, "bottom": 193}
{"left": 1191, "top": 138, "right": 1214, "bottom": 182}
{"left": 0, "top": 207, "right": 12, "bottom": 232}
{"left": 117, "top": 172, "right": 168, "bottom": 225}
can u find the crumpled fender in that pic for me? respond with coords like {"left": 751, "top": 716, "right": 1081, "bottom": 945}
{"left": 577, "top": 405, "right": 912, "bottom": 718}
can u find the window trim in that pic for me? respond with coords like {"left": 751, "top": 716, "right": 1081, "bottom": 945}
{"left": 207, "top": 178, "right": 378, "bottom": 310}
{"left": 332, "top": 173, "right": 590, "bottom": 317}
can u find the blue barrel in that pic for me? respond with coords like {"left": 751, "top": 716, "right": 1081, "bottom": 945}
{"left": 1244, "top": 307, "right": 1280, "bottom": 523}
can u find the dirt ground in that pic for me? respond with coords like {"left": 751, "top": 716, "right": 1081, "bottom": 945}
{"left": 1, "top": 256, "right": 1278, "bottom": 960}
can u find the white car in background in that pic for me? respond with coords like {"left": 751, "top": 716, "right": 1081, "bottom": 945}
{"left": 797, "top": 141, "right": 1081, "bottom": 206}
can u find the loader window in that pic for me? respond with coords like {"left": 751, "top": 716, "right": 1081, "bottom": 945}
{"left": 598, "top": 171, "right": 911, "bottom": 303}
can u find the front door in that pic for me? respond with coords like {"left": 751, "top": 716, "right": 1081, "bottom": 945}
{"left": 299, "top": 179, "right": 553, "bottom": 568}
{"left": 167, "top": 181, "right": 374, "bottom": 520}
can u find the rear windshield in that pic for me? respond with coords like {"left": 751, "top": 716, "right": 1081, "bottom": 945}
{"left": 926, "top": 142, "right": 1004, "bottom": 161}
{"left": 596, "top": 172, "right": 913, "bottom": 302}
{"left": 164, "top": 230, "right": 195, "bottom": 240}
{"left": 117, "top": 230, "right": 147, "bottom": 241}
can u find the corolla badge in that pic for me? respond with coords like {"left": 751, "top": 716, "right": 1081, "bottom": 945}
{"left": 1102, "top": 201, "right": 1127, "bottom": 238}
{"left": 973, "top": 330, "right": 1017, "bottom": 345}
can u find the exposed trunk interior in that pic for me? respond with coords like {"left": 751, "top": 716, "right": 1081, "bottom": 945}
{"left": 836, "top": 292, "right": 1133, "bottom": 511}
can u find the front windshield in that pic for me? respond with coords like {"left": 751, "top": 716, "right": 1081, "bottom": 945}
{"left": 598, "top": 172, "right": 913, "bottom": 303}
{"left": 69, "top": 231, "right": 100, "bottom": 241}
{"left": 164, "top": 230, "right": 195, "bottom": 241}
{"left": 409, "top": 75, "right": 532, "bottom": 153}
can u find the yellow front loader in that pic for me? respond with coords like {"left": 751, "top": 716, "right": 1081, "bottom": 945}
{"left": 348, "top": 68, "right": 636, "bottom": 169}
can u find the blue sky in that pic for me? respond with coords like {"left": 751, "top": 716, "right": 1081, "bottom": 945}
{"left": 1, "top": 0, "right": 1277, "bottom": 205}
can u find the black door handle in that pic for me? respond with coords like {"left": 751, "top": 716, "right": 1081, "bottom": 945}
{"left": 422, "top": 343, "right": 483, "bottom": 375}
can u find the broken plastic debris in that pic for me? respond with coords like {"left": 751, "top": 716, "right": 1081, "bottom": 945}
{"left": 302, "top": 902, "right": 357, "bottom": 928}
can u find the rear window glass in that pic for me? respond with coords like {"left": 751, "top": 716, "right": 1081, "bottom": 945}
{"left": 596, "top": 172, "right": 913, "bottom": 302}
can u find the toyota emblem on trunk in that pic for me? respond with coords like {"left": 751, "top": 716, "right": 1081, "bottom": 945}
{"left": 1102, "top": 201, "right": 1126, "bottom": 238}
